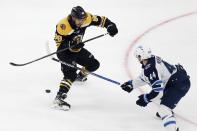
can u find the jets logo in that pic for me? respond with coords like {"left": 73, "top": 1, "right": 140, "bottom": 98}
{"left": 145, "top": 63, "right": 151, "bottom": 70}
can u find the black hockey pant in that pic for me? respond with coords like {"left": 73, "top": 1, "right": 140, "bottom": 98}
{"left": 57, "top": 48, "right": 100, "bottom": 82}
{"left": 161, "top": 64, "right": 190, "bottom": 109}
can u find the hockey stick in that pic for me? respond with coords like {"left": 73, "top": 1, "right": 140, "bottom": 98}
{"left": 9, "top": 33, "right": 108, "bottom": 66}
{"left": 52, "top": 58, "right": 121, "bottom": 85}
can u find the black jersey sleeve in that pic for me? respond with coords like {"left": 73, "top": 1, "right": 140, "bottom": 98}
{"left": 54, "top": 31, "right": 71, "bottom": 49}
{"left": 89, "top": 14, "right": 114, "bottom": 28}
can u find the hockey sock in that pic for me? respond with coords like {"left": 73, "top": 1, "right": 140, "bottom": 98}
{"left": 59, "top": 79, "right": 72, "bottom": 94}
{"left": 158, "top": 105, "right": 177, "bottom": 131}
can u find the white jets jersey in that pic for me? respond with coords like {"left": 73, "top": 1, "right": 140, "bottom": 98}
{"left": 132, "top": 56, "right": 177, "bottom": 100}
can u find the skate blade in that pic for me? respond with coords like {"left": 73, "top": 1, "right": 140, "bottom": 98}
{"left": 51, "top": 104, "right": 70, "bottom": 111}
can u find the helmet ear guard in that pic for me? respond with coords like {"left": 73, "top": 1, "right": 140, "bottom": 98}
{"left": 134, "top": 45, "right": 152, "bottom": 60}
{"left": 71, "top": 6, "right": 87, "bottom": 20}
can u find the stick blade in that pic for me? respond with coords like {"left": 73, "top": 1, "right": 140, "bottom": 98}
{"left": 9, "top": 62, "right": 23, "bottom": 66}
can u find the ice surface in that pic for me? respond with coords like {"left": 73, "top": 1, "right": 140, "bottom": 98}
{"left": 0, "top": 0, "right": 197, "bottom": 131}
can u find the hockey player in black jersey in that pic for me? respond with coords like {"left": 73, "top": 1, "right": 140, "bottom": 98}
{"left": 121, "top": 45, "right": 190, "bottom": 131}
{"left": 53, "top": 6, "right": 118, "bottom": 110}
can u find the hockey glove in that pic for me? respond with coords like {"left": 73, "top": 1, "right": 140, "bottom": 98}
{"left": 107, "top": 23, "right": 118, "bottom": 37}
{"left": 120, "top": 80, "right": 133, "bottom": 93}
{"left": 136, "top": 94, "right": 150, "bottom": 107}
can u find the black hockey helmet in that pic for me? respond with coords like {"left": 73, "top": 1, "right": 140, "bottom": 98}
{"left": 71, "top": 6, "right": 87, "bottom": 19}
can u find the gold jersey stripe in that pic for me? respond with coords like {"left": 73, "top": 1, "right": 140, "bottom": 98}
{"left": 80, "top": 67, "right": 88, "bottom": 75}
{"left": 80, "top": 13, "right": 92, "bottom": 28}
{"left": 69, "top": 48, "right": 81, "bottom": 52}
{"left": 101, "top": 16, "right": 107, "bottom": 27}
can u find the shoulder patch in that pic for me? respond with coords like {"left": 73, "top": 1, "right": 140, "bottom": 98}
{"left": 60, "top": 24, "right": 66, "bottom": 30}
{"left": 56, "top": 17, "right": 74, "bottom": 36}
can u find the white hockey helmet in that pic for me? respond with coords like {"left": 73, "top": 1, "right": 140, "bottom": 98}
{"left": 134, "top": 45, "right": 152, "bottom": 60}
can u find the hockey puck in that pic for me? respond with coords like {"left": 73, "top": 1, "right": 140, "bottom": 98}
{"left": 45, "top": 89, "right": 51, "bottom": 93}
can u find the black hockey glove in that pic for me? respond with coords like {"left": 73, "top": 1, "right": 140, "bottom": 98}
{"left": 107, "top": 23, "right": 118, "bottom": 37}
{"left": 136, "top": 94, "right": 150, "bottom": 107}
{"left": 120, "top": 80, "right": 133, "bottom": 93}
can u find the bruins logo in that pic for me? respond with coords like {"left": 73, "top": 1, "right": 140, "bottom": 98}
{"left": 73, "top": 35, "right": 83, "bottom": 44}
{"left": 60, "top": 24, "right": 66, "bottom": 30}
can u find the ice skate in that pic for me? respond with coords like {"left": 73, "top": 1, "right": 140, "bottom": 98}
{"left": 52, "top": 93, "right": 71, "bottom": 111}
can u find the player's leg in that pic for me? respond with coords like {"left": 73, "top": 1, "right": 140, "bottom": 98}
{"left": 54, "top": 52, "right": 78, "bottom": 110}
{"left": 158, "top": 76, "right": 190, "bottom": 131}
{"left": 157, "top": 105, "right": 178, "bottom": 131}
{"left": 75, "top": 48, "right": 100, "bottom": 81}
{"left": 158, "top": 105, "right": 177, "bottom": 131}
{"left": 53, "top": 63, "right": 77, "bottom": 110}
{"left": 161, "top": 67, "right": 190, "bottom": 109}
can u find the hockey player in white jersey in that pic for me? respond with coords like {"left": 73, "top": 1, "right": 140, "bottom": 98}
{"left": 121, "top": 45, "right": 190, "bottom": 131}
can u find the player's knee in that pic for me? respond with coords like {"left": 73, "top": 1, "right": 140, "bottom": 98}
{"left": 62, "top": 70, "right": 77, "bottom": 82}
{"left": 86, "top": 59, "right": 100, "bottom": 72}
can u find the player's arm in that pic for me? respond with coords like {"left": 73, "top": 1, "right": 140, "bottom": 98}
{"left": 135, "top": 80, "right": 164, "bottom": 107}
{"left": 54, "top": 19, "right": 75, "bottom": 60}
{"left": 54, "top": 31, "right": 71, "bottom": 60}
{"left": 136, "top": 66, "right": 164, "bottom": 107}
{"left": 89, "top": 14, "right": 108, "bottom": 27}
{"left": 54, "top": 31, "right": 70, "bottom": 49}
{"left": 87, "top": 13, "right": 118, "bottom": 36}
{"left": 54, "top": 17, "right": 74, "bottom": 49}
{"left": 120, "top": 72, "right": 147, "bottom": 93}
{"left": 145, "top": 79, "right": 164, "bottom": 100}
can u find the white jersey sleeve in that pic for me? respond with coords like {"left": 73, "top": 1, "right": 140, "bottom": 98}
{"left": 132, "top": 72, "right": 147, "bottom": 89}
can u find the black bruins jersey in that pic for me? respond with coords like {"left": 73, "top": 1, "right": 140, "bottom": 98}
{"left": 54, "top": 12, "right": 112, "bottom": 52}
